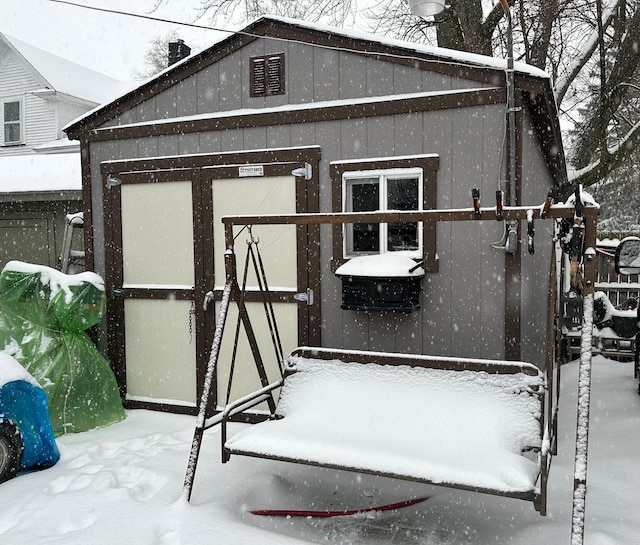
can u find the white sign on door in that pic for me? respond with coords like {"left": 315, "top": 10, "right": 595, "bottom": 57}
{"left": 238, "top": 165, "right": 265, "bottom": 177}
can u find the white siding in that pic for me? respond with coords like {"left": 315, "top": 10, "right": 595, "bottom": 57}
{"left": 0, "top": 50, "right": 86, "bottom": 155}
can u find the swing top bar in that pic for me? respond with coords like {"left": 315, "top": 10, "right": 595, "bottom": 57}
{"left": 221, "top": 205, "right": 596, "bottom": 250}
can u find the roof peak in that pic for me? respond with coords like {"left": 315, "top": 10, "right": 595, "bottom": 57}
{"left": 0, "top": 31, "right": 135, "bottom": 104}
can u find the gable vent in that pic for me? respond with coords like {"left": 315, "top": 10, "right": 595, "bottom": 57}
{"left": 250, "top": 53, "right": 285, "bottom": 97}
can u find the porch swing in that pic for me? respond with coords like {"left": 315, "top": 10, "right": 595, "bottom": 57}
{"left": 182, "top": 200, "right": 599, "bottom": 519}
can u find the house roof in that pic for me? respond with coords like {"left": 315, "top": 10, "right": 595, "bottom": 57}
{"left": 0, "top": 32, "right": 135, "bottom": 105}
{"left": 0, "top": 153, "right": 81, "bottom": 195}
{"left": 64, "top": 16, "right": 556, "bottom": 134}
{"left": 62, "top": 16, "right": 566, "bottom": 187}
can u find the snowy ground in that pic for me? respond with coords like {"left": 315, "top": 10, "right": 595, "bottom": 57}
{"left": 1, "top": 356, "right": 639, "bottom": 545}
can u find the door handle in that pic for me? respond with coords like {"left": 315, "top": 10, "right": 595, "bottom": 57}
{"left": 203, "top": 291, "right": 215, "bottom": 311}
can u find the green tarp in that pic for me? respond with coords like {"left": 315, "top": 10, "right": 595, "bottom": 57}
{"left": 0, "top": 261, "right": 124, "bottom": 435}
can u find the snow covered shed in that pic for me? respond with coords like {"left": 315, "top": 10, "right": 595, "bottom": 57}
{"left": 64, "top": 16, "right": 567, "bottom": 414}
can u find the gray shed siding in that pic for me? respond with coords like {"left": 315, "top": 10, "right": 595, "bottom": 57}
{"left": 85, "top": 95, "right": 552, "bottom": 365}
{"left": 105, "top": 39, "right": 493, "bottom": 130}
{"left": 68, "top": 18, "right": 566, "bottom": 375}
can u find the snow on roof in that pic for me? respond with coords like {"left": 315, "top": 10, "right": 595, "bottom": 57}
{"left": 65, "top": 16, "right": 550, "bottom": 134}
{"left": 32, "top": 136, "right": 79, "bottom": 154}
{"left": 261, "top": 15, "right": 549, "bottom": 80}
{"left": 1, "top": 32, "right": 135, "bottom": 105}
{"left": 0, "top": 153, "right": 81, "bottom": 193}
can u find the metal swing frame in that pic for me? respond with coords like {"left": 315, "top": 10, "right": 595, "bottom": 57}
{"left": 182, "top": 200, "right": 598, "bottom": 524}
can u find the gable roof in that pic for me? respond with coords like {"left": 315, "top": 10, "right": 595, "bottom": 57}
{"left": 0, "top": 32, "right": 134, "bottom": 105}
{"left": 62, "top": 16, "right": 566, "bottom": 187}
{"left": 64, "top": 16, "right": 556, "bottom": 135}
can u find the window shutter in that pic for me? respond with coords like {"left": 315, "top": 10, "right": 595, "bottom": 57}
{"left": 267, "top": 55, "right": 282, "bottom": 95}
{"left": 250, "top": 53, "right": 285, "bottom": 97}
{"left": 252, "top": 58, "right": 266, "bottom": 97}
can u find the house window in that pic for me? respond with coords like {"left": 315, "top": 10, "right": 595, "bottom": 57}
{"left": 331, "top": 155, "right": 439, "bottom": 272}
{"left": 343, "top": 170, "right": 422, "bottom": 257}
{"left": 250, "top": 53, "right": 285, "bottom": 97}
{"left": 2, "top": 99, "right": 23, "bottom": 145}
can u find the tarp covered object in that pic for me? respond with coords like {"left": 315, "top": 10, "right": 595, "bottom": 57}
{"left": 0, "top": 261, "right": 125, "bottom": 435}
{"left": 0, "top": 353, "right": 59, "bottom": 470}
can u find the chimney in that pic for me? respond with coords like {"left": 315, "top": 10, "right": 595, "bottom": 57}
{"left": 168, "top": 39, "right": 191, "bottom": 67}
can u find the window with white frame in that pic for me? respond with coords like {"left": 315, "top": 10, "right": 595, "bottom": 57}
{"left": 342, "top": 168, "right": 423, "bottom": 258}
{"left": 2, "top": 98, "right": 23, "bottom": 145}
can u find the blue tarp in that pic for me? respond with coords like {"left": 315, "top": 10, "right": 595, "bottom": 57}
{"left": 0, "top": 379, "right": 59, "bottom": 470}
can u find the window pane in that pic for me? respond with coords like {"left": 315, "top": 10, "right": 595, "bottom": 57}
{"left": 351, "top": 180, "right": 379, "bottom": 212}
{"left": 4, "top": 123, "right": 21, "bottom": 143}
{"left": 387, "top": 177, "right": 419, "bottom": 251}
{"left": 346, "top": 179, "right": 380, "bottom": 254}
{"left": 4, "top": 102, "right": 20, "bottom": 122}
{"left": 387, "top": 177, "right": 418, "bottom": 210}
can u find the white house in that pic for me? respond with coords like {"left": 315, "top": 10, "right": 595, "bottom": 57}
{"left": 0, "top": 32, "right": 133, "bottom": 268}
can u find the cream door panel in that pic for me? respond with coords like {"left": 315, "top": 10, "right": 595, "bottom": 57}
{"left": 211, "top": 175, "right": 299, "bottom": 407}
{"left": 121, "top": 181, "right": 195, "bottom": 287}
{"left": 215, "top": 302, "right": 297, "bottom": 407}
{"left": 212, "top": 176, "right": 297, "bottom": 288}
{"left": 124, "top": 299, "right": 196, "bottom": 406}
{"left": 120, "top": 180, "right": 196, "bottom": 406}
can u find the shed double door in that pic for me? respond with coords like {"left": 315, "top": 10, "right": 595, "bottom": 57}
{"left": 104, "top": 159, "right": 319, "bottom": 413}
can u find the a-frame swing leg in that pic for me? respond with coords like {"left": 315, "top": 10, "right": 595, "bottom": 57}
{"left": 183, "top": 281, "right": 233, "bottom": 501}
{"left": 183, "top": 242, "right": 278, "bottom": 502}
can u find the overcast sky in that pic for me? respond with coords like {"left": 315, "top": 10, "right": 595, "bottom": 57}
{"left": 1, "top": 0, "right": 497, "bottom": 82}
{"left": 1, "top": 0, "right": 224, "bottom": 80}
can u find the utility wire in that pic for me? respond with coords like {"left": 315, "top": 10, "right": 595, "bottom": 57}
{"left": 49, "top": 0, "right": 220, "bottom": 31}
{"left": 46, "top": 0, "right": 514, "bottom": 75}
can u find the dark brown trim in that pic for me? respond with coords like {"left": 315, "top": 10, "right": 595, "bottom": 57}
{"left": 212, "top": 290, "right": 302, "bottom": 304}
{"left": 80, "top": 140, "right": 95, "bottom": 271}
{"left": 87, "top": 88, "right": 505, "bottom": 143}
{"left": 523, "top": 88, "right": 568, "bottom": 189}
{"left": 124, "top": 399, "right": 198, "bottom": 415}
{"left": 291, "top": 347, "right": 541, "bottom": 375}
{"left": 305, "top": 155, "right": 322, "bottom": 347}
{"left": 121, "top": 288, "right": 194, "bottom": 300}
{"left": 101, "top": 146, "right": 321, "bottom": 175}
{"left": 330, "top": 155, "right": 439, "bottom": 273}
{"left": 104, "top": 173, "right": 125, "bottom": 397}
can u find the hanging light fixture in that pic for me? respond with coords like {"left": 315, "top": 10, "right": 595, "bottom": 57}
{"left": 408, "top": 0, "right": 446, "bottom": 17}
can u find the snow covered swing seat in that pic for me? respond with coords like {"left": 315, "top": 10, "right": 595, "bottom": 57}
{"left": 222, "top": 347, "right": 549, "bottom": 514}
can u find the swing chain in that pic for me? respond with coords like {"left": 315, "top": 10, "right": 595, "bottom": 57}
{"left": 188, "top": 299, "right": 195, "bottom": 343}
